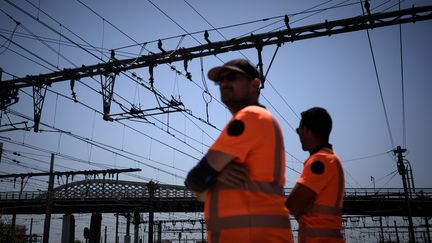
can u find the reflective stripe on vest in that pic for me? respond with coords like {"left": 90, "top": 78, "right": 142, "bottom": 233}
{"left": 300, "top": 148, "right": 344, "bottom": 241}
{"left": 210, "top": 215, "right": 291, "bottom": 243}
{"left": 207, "top": 214, "right": 291, "bottom": 230}
{"left": 218, "top": 180, "right": 284, "bottom": 195}
{"left": 300, "top": 228, "right": 343, "bottom": 238}
{"left": 208, "top": 117, "right": 287, "bottom": 243}
{"left": 306, "top": 204, "right": 342, "bottom": 216}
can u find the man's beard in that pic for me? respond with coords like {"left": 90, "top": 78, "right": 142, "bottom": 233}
{"left": 221, "top": 87, "right": 234, "bottom": 105}
{"left": 221, "top": 88, "right": 245, "bottom": 108}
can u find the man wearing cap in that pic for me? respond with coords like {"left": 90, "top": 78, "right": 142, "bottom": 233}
{"left": 185, "top": 59, "right": 293, "bottom": 243}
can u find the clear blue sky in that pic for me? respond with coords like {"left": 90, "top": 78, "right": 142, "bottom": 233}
{"left": 1, "top": 0, "right": 431, "bottom": 241}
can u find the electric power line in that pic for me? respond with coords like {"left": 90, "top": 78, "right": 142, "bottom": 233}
{"left": 360, "top": 0, "right": 395, "bottom": 149}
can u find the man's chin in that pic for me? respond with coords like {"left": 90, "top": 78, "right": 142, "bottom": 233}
{"left": 221, "top": 95, "right": 233, "bottom": 105}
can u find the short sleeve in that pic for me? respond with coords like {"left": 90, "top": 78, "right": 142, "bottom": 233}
{"left": 297, "top": 156, "right": 335, "bottom": 194}
{"left": 210, "top": 109, "right": 265, "bottom": 162}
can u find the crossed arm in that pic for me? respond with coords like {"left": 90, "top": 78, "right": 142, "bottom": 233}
{"left": 187, "top": 150, "right": 316, "bottom": 216}
{"left": 186, "top": 150, "right": 249, "bottom": 202}
{"left": 285, "top": 183, "right": 316, "bottom": 217}
{"left": 186, "top": 149, "right": 317, "bottom": 217}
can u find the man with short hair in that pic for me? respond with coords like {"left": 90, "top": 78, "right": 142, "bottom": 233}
{"left": 185, "top": 59, "right": 293, "bottom": 243}
{"left": 285, "top": 107, "right": 345, "bottom": 243}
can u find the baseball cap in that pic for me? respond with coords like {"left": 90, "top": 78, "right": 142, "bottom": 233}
{"left": 207, "top": 59, "right": 260, "bottom": 82}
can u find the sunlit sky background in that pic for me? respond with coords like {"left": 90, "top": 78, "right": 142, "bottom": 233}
{"left": 0, "top": 0, "right": 431, "bottom": 242}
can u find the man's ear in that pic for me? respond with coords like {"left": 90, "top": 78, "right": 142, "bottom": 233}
{"left": 304, "top": 126, "right": 315, "bottom": 138}
{"left": 252, "top": 78, "right": 261, "bottom": 90}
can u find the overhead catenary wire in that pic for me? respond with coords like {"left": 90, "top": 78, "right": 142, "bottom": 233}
{"left": 344, "top": 169, "right": 363, "bottom": 188}
{"left": 152, "top": 0, "right": 363, "bottom": 129}
{"left": 16, "top": 0, "right": 166, "bottom": 113}
{"left": 7, "top": 105, "right": 191, "bottom": 180}
{"left": 343, "top": 151, "right": 390, "bottom": 163}
{"left": 0, "top": 28, "right": 139, "bottom": 59}
{"left": 373, "top": 170, "right": 399, "bottom": 194}
{"left": 240, "top": 1, "right": 359, "bottom": 123}
{"left": 359, "top": 0, "right": 395, "bottom": 149}
{"left": 0, "top": 32, "right": 59, "bottom": 70}
{"left": 2, "top": 155, "right": 47, "bottom": 173}
{"left": 0, "top": 9, "right": 78, "bottom": 69}
{"left": 8, "top": 94, "right": 198, "bottom": 173}
{"left": 231, "top": 1, "right": 363, "bottom": 128}
{"left": 0, "top": 8, "right": 20, "bottom": 56}
{"left": 1, "top": 1, "right": 374, "bottom": 60}
{"left": 9, "top": 0, "right": 105, "bottom": 61}
{"left": 0, "top": 69, "right": 19, "bottom": 79}
{"left": 3, "top": 149, "right": 82, "bottom": 172}
{"left": 4, "top": 0, "right": 304, "bottom": 179}
{"left": 30, "top": 84, "right": 211, "bottom": 158}
{"left": 181, "top": 0, "right": 302, "bottom": 131}
{"left": 54, "top": 90, "right": 211, "bottom": 162}
{"left": 183, "top": 0, "right": 227, "bottom": 41}
{"left": 69, "top": 0, "right": 225, "bottom": 130}
{"left": 72, "top": 2, "right": 228, "bottom": 133}
{"left": 1, "top": 4, "right": 136, "bottom": 108}
{"left": 0, "top": 137, "right": 153, "bottom": 182}
{"left": 398, "top": 0, "right": 407, "bottom": 148}
{"left": 244, "top": 0, "right": 357, "bottom": 37}
{"left": 5, "top": 0, "right": 221, "bottom": 153}
{"left": 77, "top": 0, "right": 218, "bottom": 92}
{"left": 114, "top": 0, "right": 364, "bottom": 51}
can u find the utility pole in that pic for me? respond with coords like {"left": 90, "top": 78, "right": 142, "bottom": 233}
{"left": 29, "top": 218, "right": 33, "bottom": 243}
{"left": 133, "top": 211, "right": 140, "bottom": 243}
{"left": 379, "top": 217, "right": 384, "bottom": 243}
{"left": 157, "top": 222, "right": 162, "bottom": 243}
{"left": 43, "top": 153, "right": 55, "bottom": 243}
{"left": 115, "top": 213, "right": 119, "bottom": 243}
{"left": 104, "top": 225, "right": 107, "bottom": 243}
{"left": 394, "top": 146, "right": 415, "bottom": 242}
{"left": 147, "top": 181, "right": 155, "bottom": 243}
{"left": 426, "top": 217, "right": 431, "bottom": 243}
{"left": 0, "top": 142, "right": 3, "bottom": 164}
{"left": 201, "top": 219, "right": 205, "bottom": 243}
{"left": 394, "top": 220, "right": 400, "bottom": 243}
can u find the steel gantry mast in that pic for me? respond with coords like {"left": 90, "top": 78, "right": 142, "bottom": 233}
{"left": 1, "top": 5, "right": 432, "bottom": 126}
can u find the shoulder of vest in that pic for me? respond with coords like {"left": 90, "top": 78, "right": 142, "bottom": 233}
{"left": 238, "top": 106, "right": 273, "bottom": 120}
{"left": 308, "top": 152, "right": 334, "bottom": 164}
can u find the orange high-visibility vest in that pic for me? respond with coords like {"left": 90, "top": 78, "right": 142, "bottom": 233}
{"left": 206, "top": 105, "right": 293, "bottom": 243}
{"left": 297, "top": 146, "right": 345, "bottom": 243}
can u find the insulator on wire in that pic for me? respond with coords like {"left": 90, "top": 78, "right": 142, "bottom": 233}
{"left": 158, "top": 39, "right": 166, "bottom": 53}
{"left": 110, "top": 49, "right": 116, "bottom": 60}
{"left": 364, "top": 0, "right": 374, "bottom": 27}
{"left": 184, "top": 59, "right": 192, "bottom": 81}
{"left": 284, "top": 15, "right": 291, "bottom": 32}
{"left": 70, "top": 79, "right": 77, "bottom": 102}
{"left": 204, "top": 30, "right": 211, "bottom": 44}
{"left": 364, "top": 0, "right": 371, "bottom": 12}
{"left": 149, "top": 64, "right": 154, "bottom": 89}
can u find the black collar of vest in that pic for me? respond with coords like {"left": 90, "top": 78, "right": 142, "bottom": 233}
{"left": 241, "top": 103, "right": 266, "bottom": 110}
